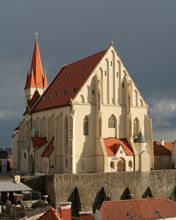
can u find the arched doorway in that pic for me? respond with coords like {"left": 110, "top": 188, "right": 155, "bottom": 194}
{"left": 117, "top": 158, "right": 126, "bottom": 171}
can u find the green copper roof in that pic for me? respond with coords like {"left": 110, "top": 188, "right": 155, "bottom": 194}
{"left": 134, "top": 131, "right": 146, "bottom": 143}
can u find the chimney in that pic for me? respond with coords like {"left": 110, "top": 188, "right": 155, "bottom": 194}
{"left": 59, "top": 202, "right": 72, "bottom": 220}
{"left": 13, "top": 175, "right": 20, "bottom": 183}
{"left": 161, "top": 139, "right": 164, "bottom": 146}
{"left": 79, "top": 211, "right": 93, "bottom": 220}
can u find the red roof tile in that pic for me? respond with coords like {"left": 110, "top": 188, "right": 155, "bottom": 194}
{"left": 164, "top": 141, "right": 174, "bottom": 151}
{"left": 153, "top": 141, "right": 171, "bottom": 156}
{"left": 32, "top": 48, "right": 107, "bottom": 112}
{"left": 42, "top": 137, "right": 55, "bottom": 157}
{"left": 104, "top": 138, "right": 134, "bottom": 156}
{"left": 38, "top": 207, "right": 61, "bottom": 220}
{"left": 31, "top": 136, "right": 47, "bottom": 150}
{"left": 100, "top": 198, "right": 176, "bottom": 220}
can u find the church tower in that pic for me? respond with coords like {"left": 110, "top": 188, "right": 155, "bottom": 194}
{"left": 24, "top": 33, "right": 48, "bottom": 106}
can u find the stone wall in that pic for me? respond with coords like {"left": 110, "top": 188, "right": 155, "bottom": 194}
{"left": 23, "top": 170, "right": 176, "bottom": 215}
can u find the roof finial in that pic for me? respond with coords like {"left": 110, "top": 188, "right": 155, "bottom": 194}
{"left": 34, "top": 31, "right": 39, "bottom": 40}
{"left": 111, "top": 40, "right": 114, "bottom": 46}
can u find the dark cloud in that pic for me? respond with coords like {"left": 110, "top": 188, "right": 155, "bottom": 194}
{"left": 1, "top": 0, "right": 176, "bottom": 146}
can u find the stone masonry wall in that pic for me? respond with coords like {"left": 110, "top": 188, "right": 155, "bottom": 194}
{"left": 24, "top": 170, "right": 176, "bottom": 213}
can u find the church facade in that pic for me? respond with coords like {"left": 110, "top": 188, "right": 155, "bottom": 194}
{"left": 12, "top": 38, "right": 154, "bottom": 174}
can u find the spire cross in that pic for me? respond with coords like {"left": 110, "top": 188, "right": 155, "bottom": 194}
{"left": 34, "top": 31, "right": 39, "bottom": 40}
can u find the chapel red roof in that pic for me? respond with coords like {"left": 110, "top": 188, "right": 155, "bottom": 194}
{"left": 32, "top": 48, "right": 107, "bottom": 112}
{"left": 153, "top": 141, "right": 173, "bottom": 156}
{"left": 38, "top": 207, "right": 61, "bottom": 220}
{"left": 31, "top": 136, "right": 47, "bottom": 150}
{"left": 41, "top": 137, "right": 55, "bottom": 157}
{"left": 25, "top": 39, "right": 48, "bottom": 90}
{"left": 104, "top": 138, "right": 134, "bottom": 156}
{"left": 99, "top": 198, "right": 176, "bottom": 220}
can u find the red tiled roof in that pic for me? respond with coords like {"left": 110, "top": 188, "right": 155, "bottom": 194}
{"left": 164, "top": 141, "right": 174, "bottom": 151}
{"left": 31, "top": 136, "right": 47, "bottom": 150}
{"left": 32, "top": 48, "right": 107, "bottom": 112}
{"left": 25, "top": 39, "right": 48, "bottom": 90}
{"left": 42, "top": 137, "right": 55, "bottom": 157}
{"left": 100, "top": 198, "right": 176, "bottom": 220}
{"left": 38, "top": 207, "right": 61, "bottom": 220}
{"left": 104, "top": 138, "right": 134, "bottom": 156}
{"left": 153, "top": 141, "right": 171, "bottom": 156}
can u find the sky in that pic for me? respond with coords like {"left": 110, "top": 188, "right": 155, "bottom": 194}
{"left": 0, "top": 0, "right": 176, "bottom": 147}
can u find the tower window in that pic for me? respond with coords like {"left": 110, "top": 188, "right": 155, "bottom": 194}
{"left": 92, "top": 89, "right": 94, "bottom": 95}
{"left": 108, "top": 115, "right": 116, "bottom": 128}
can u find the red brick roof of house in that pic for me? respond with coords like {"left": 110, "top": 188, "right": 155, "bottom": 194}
{"left": 153, "top": 141, "right": 174, "bottom": 156}
{"left": 99, "top": 198, "right": 176, "bottom": 220}
{"left": 32, "top": 48, "right": 108, "bottom": 112}
{"left": 41, "top": 137, "right": 55, "bottom": 157}
{"left": 104, "top": 138, "right": 134, "bottom": 156}
{"left": 31, "top": 136, "right": 48, "bottom": 150}
{"left": 38, "top": 207, "right": 61, "bottom": 220}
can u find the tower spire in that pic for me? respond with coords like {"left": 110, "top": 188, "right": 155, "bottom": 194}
{"left": 24, "top": 35, "right": 48, "bottom": 105}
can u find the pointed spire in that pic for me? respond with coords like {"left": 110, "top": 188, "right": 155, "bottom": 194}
{"left": 28, "top": 70, "right": 36, "bottom": 88}
{"left": 43, "top": 71, "right": 49, "bottom": 89}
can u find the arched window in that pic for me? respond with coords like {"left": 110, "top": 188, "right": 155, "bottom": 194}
{"left": 83, "top": 116, "right": 89, "bottom": 135}
{"left": 108, "top": 115, "right": 116, "bottom": 128}
{"left": 128, "top": 160, "right": 132, "bottom": 168}
{"left": 110, "top": 161, "right": 115, "bottom": 169}
{"left": 133, "top": 118, "right": 139, "bottom": 137}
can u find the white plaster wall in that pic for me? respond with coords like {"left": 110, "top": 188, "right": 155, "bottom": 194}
{"left": 73, "top": 104, "right": 96, "bottom": 173}
{"left": 12, "top": 131, "right": 19, "bottom": 171}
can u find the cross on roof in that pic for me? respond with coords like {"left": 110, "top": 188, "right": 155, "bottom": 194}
{"left": 34, "top": 31, "right": 39, "bottom": 40}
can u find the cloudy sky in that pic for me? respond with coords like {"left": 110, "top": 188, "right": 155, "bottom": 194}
{"left": 0, "top": 0, "right": 176, "bottom": 147}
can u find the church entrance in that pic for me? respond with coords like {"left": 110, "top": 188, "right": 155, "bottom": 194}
{"left": 117, "top": 158, "right": 126, "bottom": 171}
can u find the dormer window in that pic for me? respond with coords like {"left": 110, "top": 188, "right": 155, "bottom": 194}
{"left": 49, "top": 95, "right": 52, "bottom": 99}
{"left": 65, "top": 71, "right": 70, "bottom": 76}
{"left": 83, "top": 64, "right": 88, "bottom": 69}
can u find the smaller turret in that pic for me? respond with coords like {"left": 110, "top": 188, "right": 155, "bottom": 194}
{"left": 134, "top": 131, "right": 146, "bottom": 153}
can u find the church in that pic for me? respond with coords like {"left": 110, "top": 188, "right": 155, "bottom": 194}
{"left": 12, "top": 37, "right": 154, "bottom": 174}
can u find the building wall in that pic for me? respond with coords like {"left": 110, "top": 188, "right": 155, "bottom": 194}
{"left": 154, "top": 155, "right": 171, "bottom": 170}
{"left": 12, "top": 130, "right": 19, "bottom": 171}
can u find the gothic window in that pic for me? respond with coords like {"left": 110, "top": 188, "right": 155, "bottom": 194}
{"left": 133, "top": 118, "right": 139, "bottom": 137}
{"left": 108, "top": 115, "right": 116, "bottom": 128}
{"left": 110, "top": 161, "right": 115, "bottom": 169}
{"left": 128, "top": 160, "right": 132, "bottom": 168}
{"left": 83, "top": 116, "right": 89, "bottom": 135}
